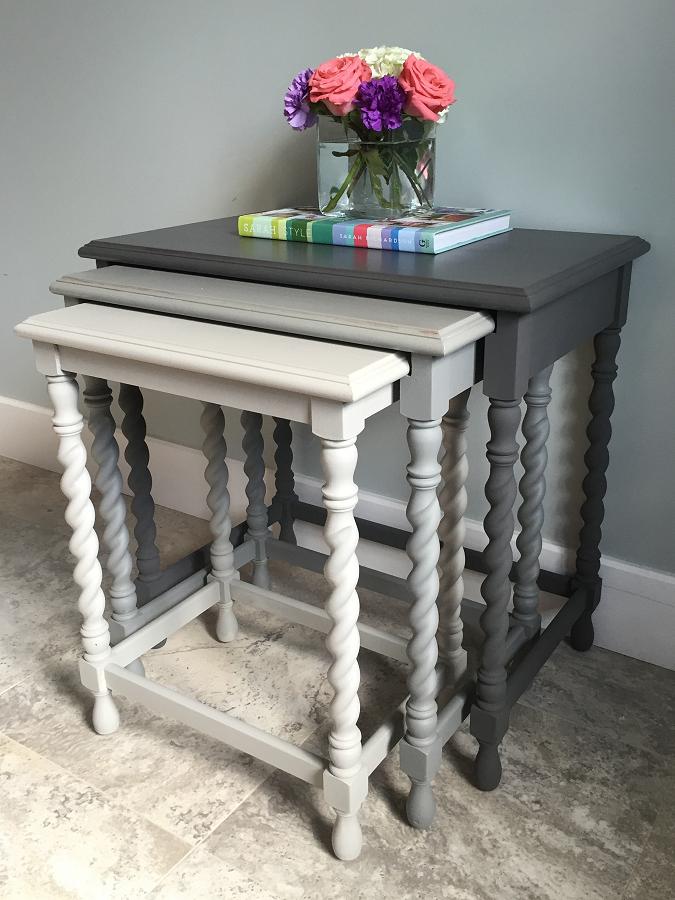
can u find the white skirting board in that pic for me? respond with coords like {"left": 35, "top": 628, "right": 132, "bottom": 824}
{"left": 1, "top": 394, "right": 673, "bottom": 671}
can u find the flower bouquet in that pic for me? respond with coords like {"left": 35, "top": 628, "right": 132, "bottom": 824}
{"left": 284, "top": 46, "right": 455, "bottom": 218}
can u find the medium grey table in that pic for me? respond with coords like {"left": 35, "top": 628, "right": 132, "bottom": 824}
{"left": 79, "top": 219, "right": 650, "bottom": 794}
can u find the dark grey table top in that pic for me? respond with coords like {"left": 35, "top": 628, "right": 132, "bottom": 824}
{"left": 79, "top": 217, "right": 649, "bottom": 314}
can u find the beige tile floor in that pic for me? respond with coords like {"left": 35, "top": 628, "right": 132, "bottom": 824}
{"left": 0, "top": 455, "right": 673, "bottom": 899}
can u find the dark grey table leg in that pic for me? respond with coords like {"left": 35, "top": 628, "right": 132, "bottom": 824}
{"left": 471, "top": 398, "right": 521, "bottom": 791}
{"left": 570, "top": 325, "right": 622, "bottom": 651}
{"left": 118, "top": 384, "right": 161, "bottom": 591}
{"left": 271, "top": 418, "right": 298, "bottom": 544}
{"left": 512, "top": 365, "right": 553, "bottom": 637}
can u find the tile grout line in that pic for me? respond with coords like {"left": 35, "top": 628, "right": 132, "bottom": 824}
{"left": 0, "top": 731, "right": 191, "bottom": 847}
{"left": 514, "top": 693, "right": 672, "bottom": 765}
{"left": 144, "top": 715, "right": 328, "bottom": 895}
{"left": 619, "top": 819, "right": 658, "bottom": 900}
{"left": 0, "top": 672, "right": 35, "bottom": 697}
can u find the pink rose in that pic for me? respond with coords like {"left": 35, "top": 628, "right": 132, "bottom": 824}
{"left": 398, "top": 55, "right": 455, "bottom": 122}
{"left": 309, "top": 55, "right": 372, "bottom": 116}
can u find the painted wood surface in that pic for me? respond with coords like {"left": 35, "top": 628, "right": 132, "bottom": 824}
{"left": 241, "top": 410, "right": 270, "bottom": 589}
{"left": 78, "top": 219, "right": 649, "bottom": 313}
{"left": 320, "top": 436, "right": 364, "bottom": 861}
{"left": 571, "top": 326, "right": 622, "bottom": 651}
{"left": 271, "top": 417, "right": 298, "bottom": 544}
{"left": 47, "top": 373, "right": 119, "bottom": 735}
{"left": 118, "top": 383, "right": 161, "bottom": 589}
{"left": 18, "top": 303, "right": 409, "bottom": 403}
{"left": 437, "top": 390, "right": 471, "bottom": 685}
{"left": 473, "top": 398, "right": 521, "bottom": 791}
{"left": 513, "top": 366, "right": 554, "bottom": 635}
{"left": 403, "top": 417, "right": 443, "bottom": 828}
{"left": 51, "top": 266, "right": 494, "bottom": 357}
{"left": 201, "top": 402, "right": 238, "bottom": 641}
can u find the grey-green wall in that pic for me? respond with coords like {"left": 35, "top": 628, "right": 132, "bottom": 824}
{"left": 2, "top": 1, "right": 673, "bottom": 572}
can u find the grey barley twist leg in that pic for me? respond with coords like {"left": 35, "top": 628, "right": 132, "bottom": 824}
{"left": 118, "top": 384, "right": 161, "bottom": 592}
{"left": 48, "top": 374, "right": 119, "bottom": 735}
{"left": 321, "top": 436, "right": 365, "bottom": 861}
{"left": 241, "top": 411, "right": 271, "bottom": 589}
{"left": 512, "top": 365, "right": 553, "bottom": 637}
{"left": 570, "top": 326, "right": 621, "bottom": 651}
{"left": 402, "top": 418, "right": 442, "bottom": 828}
{"left": 201, "top": 403, "right": 238, "bottom": 642}
{"left": 471, "top": 398, "right": 521, "bottom": 791}
{"left": 437, "top": 390, "right": 470, "bottom": 687}
{"left": 271, "top": 418, "right": 298, "bottom": 544}
{"left": 84, "top": 377, "right": 144, "bottom": 676}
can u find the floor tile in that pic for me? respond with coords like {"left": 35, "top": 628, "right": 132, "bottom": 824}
{"left": 0, "top": 582, "right": 406, "bottom": 846}
{"left": 3, "top": 455, "right": 674, "bottom": 899}
{"left": 150, "top": 847, "right": 279, "bottom": 899}
{"left": 202, "top": 700, "right": 669, "bottom": 900}
{"left": 0, "top": 734, "right": 188, "bottom": 900}
{"left": 0, "top": 512, "right": 81, "bottom": 694}
{"left": 519, "top": 640, "right": 675, "bottom": 757}
{"left": 622, "top": 775, "right": 675, "bottom": 899}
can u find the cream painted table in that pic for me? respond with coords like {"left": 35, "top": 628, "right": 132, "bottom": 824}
{"left": 17, "top": 277, "right": 492, "bottom": 859}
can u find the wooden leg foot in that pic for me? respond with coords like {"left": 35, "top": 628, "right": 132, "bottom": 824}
{"left": 332, "top": 812, "right": 362, "bottom": 861}
{"left": 570, "top": 611, "right": 594, "bottom": 651}
{"left": 92, "top": 690, "right": 119, "bottom": 735}
{"left": 251, "top": 560, "right": 270, "bottom": 590}
{"left": 215, "top": 600, "right": 239, "bottom": 642}
{"left": 406, "top": 779, "right": 436, "bottom": 829}
{"left": 474, "top": 741, "right": 502, "bottom": 791}
{"left": 126, "top": 657, "right": 145, "bottom": 676}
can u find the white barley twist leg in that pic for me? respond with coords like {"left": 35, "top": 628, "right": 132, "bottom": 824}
{"left": 201, "top": 403, "right": 238, "bottom": 642}
{"left": 321, "top": 437, "right": 364, "bottom": 861}
{"left": 83, "top": 377, "right": 144, "bottom": 676}
{"left": 404, "top": 418, "right": 442, "bottom": 829}
{"left": 47, "top": 374, "right": 118, "bottom": 735}
{"left": 438, "top": 390, "right": 470, "bottom": 688}
{"left": 241, "top": 411, "right": 270, "bottom": 589}
{"left": 118, "top": 384, "right": 160, "bottom": 590}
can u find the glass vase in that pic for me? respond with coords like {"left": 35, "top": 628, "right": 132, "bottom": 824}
{"left": 317, "top": 117, "right": 436, "bottom": 219}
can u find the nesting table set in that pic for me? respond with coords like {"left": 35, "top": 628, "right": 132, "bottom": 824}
{"left": 16, "top": 220, "right": 648, "bottom": 861}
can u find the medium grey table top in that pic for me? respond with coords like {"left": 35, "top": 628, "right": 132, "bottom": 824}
{"left": 79, "top": 217, "right": 649, "bottom": 314}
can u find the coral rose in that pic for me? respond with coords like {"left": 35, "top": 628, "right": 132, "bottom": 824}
{"left": 398, "top": 55, "right": 455, "bottom": 122}
{"left": 309, "top": 55, "right": 372, "bottom": 116}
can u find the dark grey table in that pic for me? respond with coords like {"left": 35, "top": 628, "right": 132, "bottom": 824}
{"left": 80, "top": 218, "right": 650, "bottom": 792}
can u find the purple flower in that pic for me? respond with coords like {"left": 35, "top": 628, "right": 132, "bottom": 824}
{"left": 284, "top": 67, "right": 317, "bottom": 131}
{"left": 356, "top": 76, "right": 406, "bottom": 132}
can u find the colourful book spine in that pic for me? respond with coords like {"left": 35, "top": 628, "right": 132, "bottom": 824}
{"left": 238, "top": 215, "right": 273, "bottom": 239}
{"left": 271, "top": 217, "right": 290, "bottom": 240}
{"left": 286, "top": 218, "right": 310, "bottom": 241}
{"left": 415, "top": 229, "right": 436, "bottom": 253}
{"left": 353, "top": 223, "right": 370, "bottom": 248}
{"left": 397, "top": 228, "right": 419, "bottom": 253}
{"left": 332, "top": 223, "right": 356, "bottom": 246}
{"left": 380, "top": 227, "right": 401, "bottom": 251}
{"left": 365, "top": 225, "right": 383, "bottom": 250}
{"left": 306, "top": 217, "right": 341, "bottom": 244}
{"left": 237, "top": 208, "right": 512, "bottom": 254}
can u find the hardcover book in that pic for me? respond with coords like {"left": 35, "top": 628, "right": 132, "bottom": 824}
{"left": 238, "top": 207, "right": 511, "bottom": 254}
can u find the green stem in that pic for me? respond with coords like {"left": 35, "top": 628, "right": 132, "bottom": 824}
{"left": 391, "top": 160, "right": 402, "bottom": 211}
{"left": 323, "top": 155, "right": 366, "bottom": 213}
{"left": 393, "top": 150, "right": 432, "bottom": 208}
{"left": 366, "top": 160, "right": 395, "bottom": 210}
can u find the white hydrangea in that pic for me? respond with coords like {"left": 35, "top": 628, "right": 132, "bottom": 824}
{"left": 357, "top": 45, "right": 421, "bottom": 77}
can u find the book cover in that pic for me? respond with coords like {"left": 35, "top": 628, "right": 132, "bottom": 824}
{"left": 237, "top": 207, "right": 512, "bottom": 254}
